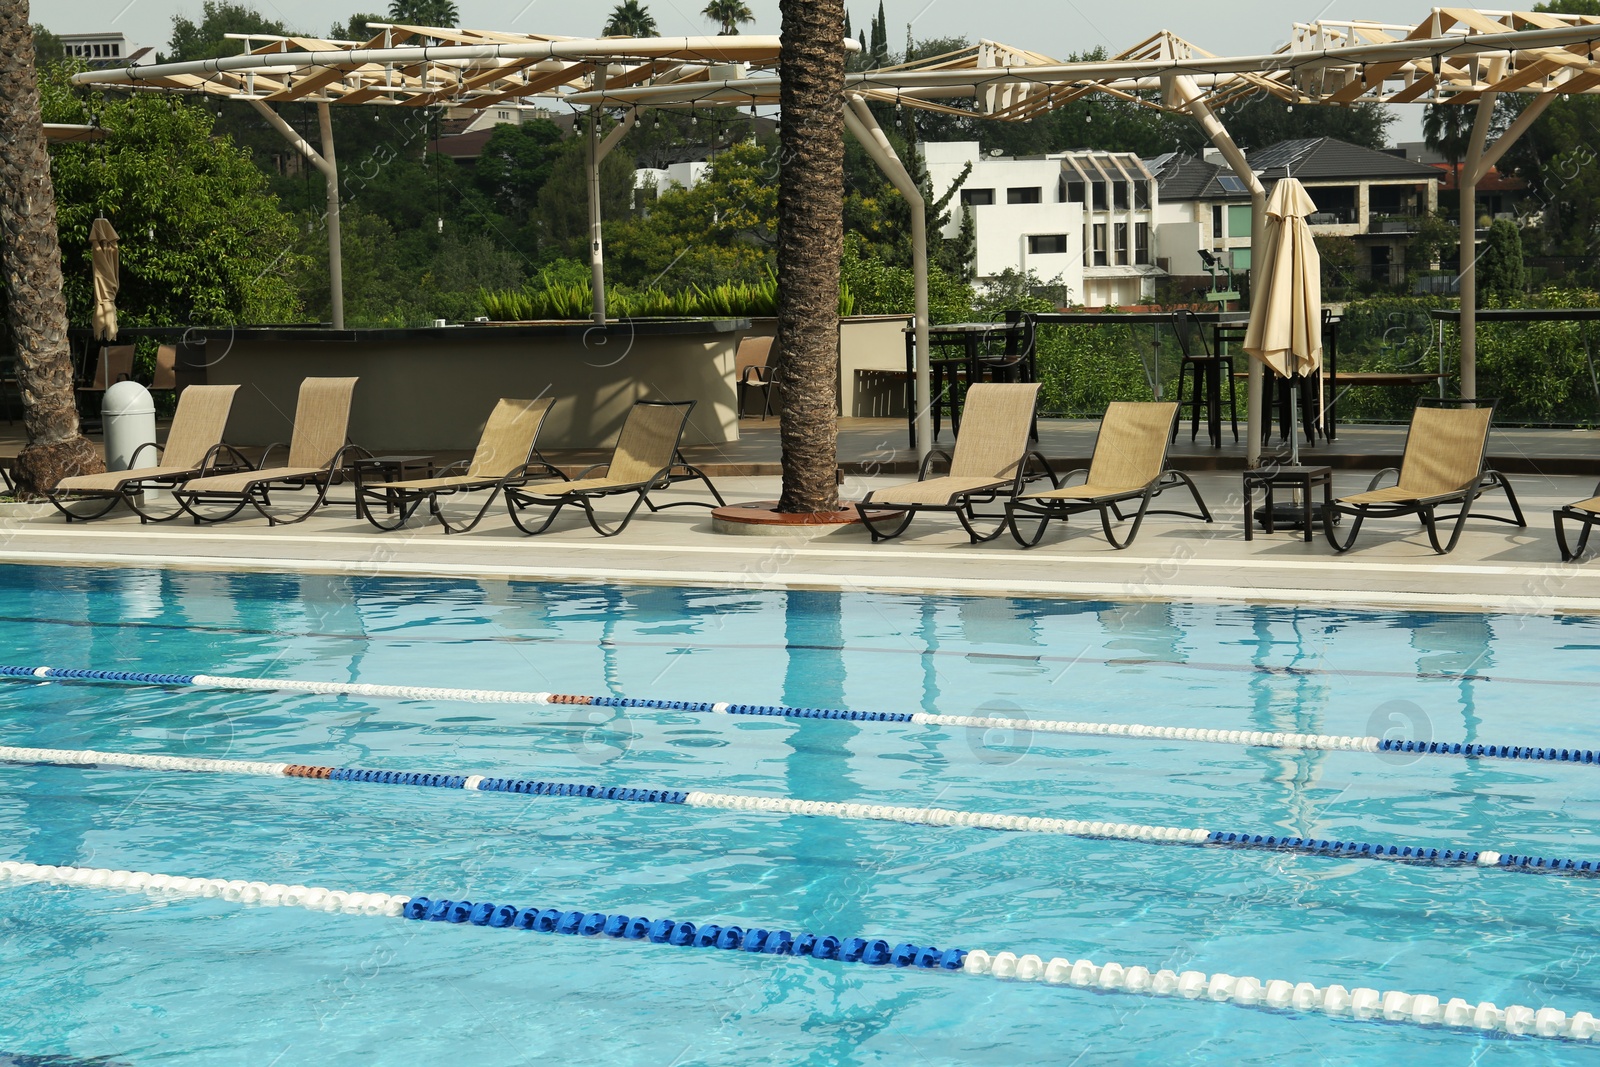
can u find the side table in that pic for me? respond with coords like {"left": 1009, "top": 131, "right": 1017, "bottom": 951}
{"left": 352, "top": 455, "right": 434, "bottom": 520}
{"left": 1242, "top": 465, "right": 1333, "bottom": 543}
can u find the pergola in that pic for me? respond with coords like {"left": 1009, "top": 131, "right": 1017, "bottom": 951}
{"left": 72, "top": 11, "right": 1600, "bottom": 462}
{"left": 71, "top": 26, "right": 786, "bottom": 329}
{"left": 573, "top": 9, "right": 1600, "bottom": 462}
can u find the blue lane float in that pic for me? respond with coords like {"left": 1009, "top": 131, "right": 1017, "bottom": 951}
{"left": 398, "top": 895, "right": 967, "bottom": 970}
{"left": 4, "top": 743, "right": 1598, "bottom": 880}
{"left": 4, "top": 662, "right": 1598, "bottom": 769}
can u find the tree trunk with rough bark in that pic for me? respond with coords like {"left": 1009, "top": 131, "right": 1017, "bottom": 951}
{"left": 0, "top": 2, "right": 101, "bottom": 496}
{"left": 775, "top": 0, "right": 843, "bottom": 513}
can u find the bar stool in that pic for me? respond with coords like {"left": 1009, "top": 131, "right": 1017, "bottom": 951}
{"left": 1170, "top": 310, "right": 1237, "bottom": 447}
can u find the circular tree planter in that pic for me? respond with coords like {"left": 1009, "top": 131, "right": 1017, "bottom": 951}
{"left": 711, "top": 500, "right": 896, "bottom": 538}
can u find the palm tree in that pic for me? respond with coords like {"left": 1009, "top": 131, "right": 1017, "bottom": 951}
{"left": 604, "top": 1, "right": 659, "bottom": 37}
{"left": 386, "top": 0, "right": 459, "bottom": 27}
{"left": 1422, "top": 103, "right": 1476, "bottom": 179}
{"left": 0, "top": 4, "right": 102, "bottom": 495}
{"left": 703, "top": 0, "right": 755, "bottom": 35}
{"left": 775, "top": 0, "right": 844, "bottom": 513}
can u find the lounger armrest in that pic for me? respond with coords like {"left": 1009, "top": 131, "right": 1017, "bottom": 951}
{"left": 572, "top": 463, "right": 608, "bottom": 481}
{"left": 257, "top": 442, "right": 289, "bottom": 470}
{"left": 200, "top": 443, "right": 251, "bottom": 475}
{"left": 1365, "top": 467, "right": 1401, "bottom": 492}
{"left": 508, "top": 461, "right": 568, "bottom": 484}
{"left": 435, "top": 459, "right": 471, "bottom": 476}
{"left": 1027, "top": 451, "right": 1060, "bottom": 489}
{"left": 329, "top": 443, "right": 374, "bottom": 472}
{"left": 739, "top": 366, "right": 769, "bottom": 385}
{"left": 128, "top": 441, "right": 163, "bottom": 468}
{"left": 1056, "top": 467, "right": 1090, "bottom": 488}
{"left": 917, "top": 449, "right": 954, "bottom": 481}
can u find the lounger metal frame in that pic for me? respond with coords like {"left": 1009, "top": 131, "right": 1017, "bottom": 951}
{"left": 504, "top": 400, "right": 724, "bottom": 537}
{"left": 1323, "top": 398, "right": 1525, "bottom": 555}
{"left": 1553, "top": 481, "right": 1600, "bottom": 562}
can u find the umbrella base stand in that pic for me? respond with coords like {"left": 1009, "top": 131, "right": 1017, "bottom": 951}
{"left": 1253, "top": 503, "right": 1336, "bottom": 532}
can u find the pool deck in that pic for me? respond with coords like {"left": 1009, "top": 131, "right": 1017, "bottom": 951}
{"left": 1, "top": 464, "right": 1597, "bottom": 615}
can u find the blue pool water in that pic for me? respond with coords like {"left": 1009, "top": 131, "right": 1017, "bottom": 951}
{"left": 1, "top": 563, "right": 1599, "bottom": 1064}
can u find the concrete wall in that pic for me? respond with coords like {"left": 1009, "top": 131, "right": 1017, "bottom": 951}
{"left": 202, "top": 325, "right": 744, "bottom": 453}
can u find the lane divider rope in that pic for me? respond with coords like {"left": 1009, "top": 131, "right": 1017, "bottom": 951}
{"left": 2, "top": 744, "right": 1594, "bottom": 877}
{"left": 2, "top": 665, "right": 1595, "bottom": 768}
{"left": 0, "top": 860, "right": 1591, "bottom": 1044}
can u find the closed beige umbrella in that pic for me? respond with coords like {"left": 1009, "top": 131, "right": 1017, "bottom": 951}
{"left": 90, "top": 217, "right": 120, "bottom": 342}
{"left": 1243, "top": 178, "right": 1321, "bottom": 379}
{"left": 1243, "top": 178, "right": 1322, "bottom": 467}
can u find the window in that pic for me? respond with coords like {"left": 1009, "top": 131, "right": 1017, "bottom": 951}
{"left": 1113, "top": 182, "right": 1130, "bottom": 210}
{"left": 1092, "top": 224, "right": 1108, "bottom": 267}
{"left": 1135, "top": 222, "right": 1150, "bottom": 265}
{"left": 1007, "top": 187, "right": 1042, "bottom": 205}
{"left": 1114, "top": 223, "right": 1128, "bottom": 264}
{"left": 1228, "top": 204, "right": 1253, "bottom": 238}
{"left": 111, "top": 43, "right": 120, "bottom": 56}
{"left": 1212, "top": 205, "right": 1224, "bottom": 242}
{"left": 92, "top": 44, "right": 102, "bottom": 57}
{"left": 1065, "top": 180, "right": 1085, "bottom": 203}
{"left": 1091, "top": 182, "right": 1108, "bottom": 210}
{"left": 1134, "top": 181, "right": 1150, "bottom": 209}
{"left": 960, "top": 188, "right": 995, "bottom": 207}
{"left": 1217, "top": 175, "right": 1249, "bottom": 194}
{"left": 1028, "top": 234, "right": 1069, "bottom": 255}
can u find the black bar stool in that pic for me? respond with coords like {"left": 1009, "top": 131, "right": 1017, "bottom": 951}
{"left": 1170, "top": 309, "right": 1237, "bottom": 447}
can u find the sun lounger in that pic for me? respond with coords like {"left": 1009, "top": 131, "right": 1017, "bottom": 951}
{"left": 504, "top": 399, "right": 723, "bottom": 536}
{"left": 357, "top": 397, "right": 563, "bottom": 533}
{"left": 1006, "top": 401, "right": 1212, "bottom": 548}
{"left": 1553, "top": 483, "right": 1600, "bottom": 562}
{"left": 858, "top": 383, "right": 1050, "bottom": 542}
{"left": 47, "top": 385, "right": 244, "bottom": 523}
{"left": 174, "top": 377, "right": 364, "bottom": 526}
{"left": 1324, "top": 398, "right": 1524, "bottom": 554}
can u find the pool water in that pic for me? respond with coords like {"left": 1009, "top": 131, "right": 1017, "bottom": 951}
{"left": 1, "top": 564, "right": 1598, "bottom": 1064}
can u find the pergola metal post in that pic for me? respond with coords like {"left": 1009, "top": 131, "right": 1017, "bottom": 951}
{"left": 585, "top": 98, "right": 638, "bottom": 324}
{"left": 1168, "top": 75, "right": 1268, "bottom": 467}
{"left": 843, "top": 96, "right": 932, "bottom": 460}
{"left": 1457, "top": 90, "right": 1554, "bottom": 399}
{"left": 317, "top": 102, "right": 344, "bottom": 331}
{"left": 248, "top": 97, "right": 345, "bottom": 329}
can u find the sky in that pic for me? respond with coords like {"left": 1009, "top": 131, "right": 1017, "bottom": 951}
{"left": 53, "top": 0, "right": 1452, "bottom": 141}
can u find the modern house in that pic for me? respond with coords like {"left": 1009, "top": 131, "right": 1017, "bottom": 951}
{"left": 921, "top": 142, "right": 1162, "bottom": 307}
{"left": 1150, "top": 137, "right": 1444, "bottom": 290}
{"left": 58, "top": 32, "right": 151, "bottom": 66}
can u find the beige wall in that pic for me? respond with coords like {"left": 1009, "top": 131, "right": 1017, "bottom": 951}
{"left": 839, "top": 315, "right": 913, "bottom": 417}
{"left": 204, "top": 327, "right": 744, "bottom": 452}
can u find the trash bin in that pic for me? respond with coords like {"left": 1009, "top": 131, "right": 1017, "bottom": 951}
{"left": 102, "top": 380, "right": 156, "bottom": 473}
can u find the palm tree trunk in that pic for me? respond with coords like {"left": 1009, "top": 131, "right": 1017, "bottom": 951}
{"left": 776, "top": 0, "right": 843, "bottom": 513}
{"left": 0, "top": 2, "right": 101, "bottom": 496}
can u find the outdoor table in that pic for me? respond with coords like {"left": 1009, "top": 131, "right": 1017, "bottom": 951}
{"left": 1242, "top": 464, "right": 1333, "bottom": 542}
{"left": 903, "top": 320, "right": 1033, "bottom": 447}
{"left": 351, "top": 454, "right": 434, "bottom": 520}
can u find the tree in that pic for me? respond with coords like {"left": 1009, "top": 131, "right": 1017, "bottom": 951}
{"left": 31, "top": 22, "right": 61, "bottom": 66}
{"left": 534, "top": 134, "right": 636, "bottom": 262}
{"left": 41, "top": 64, "right": 304, "bottom": 333}
{"left": 1422, "top": 103, "right": 1477, "bottom": 175}
{"left": 328, "top": 13, "right": 386, "bottom": 41}
{"left": 607, "top": 140, "right": 778, "bottom": 289}
{"left": 703, "top": 0, "right": 755, "bottom": 36}
{"left": 166, "top": 1, "right": 291, "bottom": 62}
{"left": 1, "top": 6, "right": 100, "bottom": 495}
{"left": 776, "top": 0, "right": 844, "bottom": 514}
{"left": 603, "top": 2, "right": 658, "bottom": 37}
{"left": 1479, "top": 218, "right": 1527, "bottom": 300}
{"left": 386, "top": 0, "right": 459, "bottom": 27}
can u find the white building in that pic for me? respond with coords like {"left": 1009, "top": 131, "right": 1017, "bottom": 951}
{"left": 921, "top": 142, "right": 1162, "bottom": 307}
{"left": 59, "top": 32, "right": 149, "bottom": 66}
{"left": 634, "top": 161, "right": 711, "bottom": 196}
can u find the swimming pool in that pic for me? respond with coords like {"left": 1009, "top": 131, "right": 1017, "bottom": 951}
{"left": 0, "top": 562, "right": 1598, "bottom": 1064}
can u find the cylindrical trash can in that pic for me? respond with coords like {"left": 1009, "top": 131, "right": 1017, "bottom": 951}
{"left": 102, "top": 380, "right": 157, "bottom": 473}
